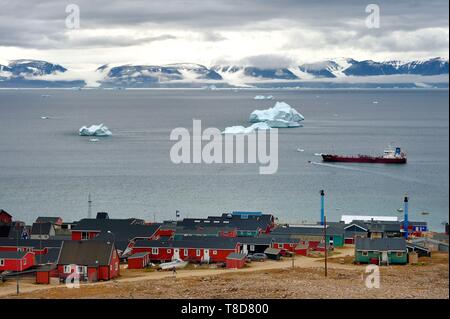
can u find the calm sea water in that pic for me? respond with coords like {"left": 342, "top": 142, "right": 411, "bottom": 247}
{"left": 0, "top": 89, "right": 448, "bottom": 230}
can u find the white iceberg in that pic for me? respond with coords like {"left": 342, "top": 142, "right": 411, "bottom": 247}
{"left": 79, "top": 124, "right": 112, "bottom": 136}
{"left": 249, "top": 101, "right": 304, "bottom": 127}
{"left": 222, "top": 122, "right": 271, "bottom": 134}
{"left": 254, "top": 95, "right": 274, "bottom": 100}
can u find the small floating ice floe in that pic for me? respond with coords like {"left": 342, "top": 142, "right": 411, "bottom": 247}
{"left": 296, "top": 148, "right": 305, "bottom": 152}
{"left": 89, "top": 138, "right": 100, "bottom": 142}
{"left": 254, "top": 95, "right": 274, "bottom": 100}
{"left": 314, "top": 153, "right": 323, "bottom": 156}
{"left": 79, "top": 123, "right": 112, "bottom": 136}
{"left": 372, "top": 100, "right": 379, "bottom": 104}
{"left": 222, "top": 122, "right": 271, "bottom": 134}
{"left": 40, "top": 116, "right": 50, "bottom": 120}
{"left": 41, "top": 94, "right": 51, "bottom": 98}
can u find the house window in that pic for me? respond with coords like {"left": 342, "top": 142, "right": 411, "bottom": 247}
{"left": 64, "top": 265, "right": 72, "bottom": 273}
{"left": 212, "top": 250, "right": 217, "bottom": 255}
{"left": 23, "top": 259, "right": 27, "bottom": 266}
{"left": 362, "top": 251, "right": 368, "bottom": 256}
{"left": 115, "top": 262, "right": 119, "bottom": 271}
{"left": 151, "top": 248, "right": 159, "bottom": 255}
{"left": 213, "top": 221, "right": 220, "bottom": 224}
{"left": 396, "top": 252, "right": 404, "bottom": 257}
{"left": 204, "top": 220, "right": 210, "bottom": 223}
{"left": 278, "top": 243, "right": 283, "bottom": 248}
{"left": 223, "top": 221, "right": 229, "bottom": 224}
{"left": 184, "top": 249, "right": 188, "bottom": 256}
{"left": 250, "top": 245, "right": 255, "bottom": 252}
{"left": 0, "top": 259, "right": 4, "bottom": 266}
{"left": 81, "top": 232, "right": 89, "bottom": 240}
{"left": 196, "top": 249, "right": 201, "bottom": 256}
{"left": 167, "top": 249, "right": 172, "bottom": 254}
{"left": 77, "top": 266, "right": 87, "bottom": 274}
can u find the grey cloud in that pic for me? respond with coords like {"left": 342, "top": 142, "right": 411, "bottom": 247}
{"left": 0, "top": 0, "right": 448, "bottom": 58}
{"left": 201, "top": 32, "right": 227, "bottom": 42}
{"left": 239, "top": 54, "right": 297, "bottom": 68}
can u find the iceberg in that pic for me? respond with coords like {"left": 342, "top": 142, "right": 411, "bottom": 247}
{"left": 222, "top": 122, "right": 271, "bottom": 134}
{"left": 249, "top": 101, "right": 304, "bottom": 127}
{"left": 254, "top": 95, "right": 274, "bottom": 100}
{"left": 79, "top": 123, "right": 112, "bottom": 136}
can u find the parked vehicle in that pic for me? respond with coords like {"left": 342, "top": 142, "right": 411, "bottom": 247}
{"left": 247, "top": 253, "right": 268, "bottom": 261}
{"left": 158, "top": 259, "right": 188, "bottom": 270}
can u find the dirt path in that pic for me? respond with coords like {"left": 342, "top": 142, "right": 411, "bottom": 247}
{"left": 0, "top": 248, "right": 356, "bottom": 298}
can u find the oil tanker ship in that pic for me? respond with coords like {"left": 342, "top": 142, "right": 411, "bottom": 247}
{"left": 321, "top": 146, "right": 407, "bottom": 164}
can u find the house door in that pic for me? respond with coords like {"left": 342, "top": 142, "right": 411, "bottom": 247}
{"left": 381, "top": 251, "right": 388, "bottom": 264}
{"left": 242, "top": 244, "right": 248, "bottom": 255}
{"left": 173, "top": 248, "right": 180, "bottom": 261}
{"left": 203, "top": 249, "right": 210, "bottom": 263}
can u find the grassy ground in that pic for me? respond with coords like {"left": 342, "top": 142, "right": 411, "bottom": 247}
{"left": 3, "top": 252, "right": 448, "bottom": 299}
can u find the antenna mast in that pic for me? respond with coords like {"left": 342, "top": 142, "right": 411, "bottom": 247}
{"left": 88, "top": 193, "right": 92, "bottom": 218}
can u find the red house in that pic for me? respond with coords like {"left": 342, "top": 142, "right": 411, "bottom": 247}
{"left": 56, "top": 241, "right": 120, "bottom": 282}
{"left": 0, "top": 251, "right": 35, "bottom": 272}
{"left": 226, "top": 253, "right": 247, "bottom": 269}
{"left": 133, "top": 238, "right": 239, "bottom": 263}
{"left": 70, "top": 218, "right": 160, "bottom": 255}
{"left": 127, "top": 252, "right": 150, "bottom": 269}
{"left": 0, "top": 209, "right": 12, "bottom": 225}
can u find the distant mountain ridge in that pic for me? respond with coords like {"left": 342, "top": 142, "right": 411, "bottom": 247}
{"left": 0, "top": 57, "right": 448, "bottom": 88}
{"left": 0, "top": 59, "right": 85, "bottom": 88}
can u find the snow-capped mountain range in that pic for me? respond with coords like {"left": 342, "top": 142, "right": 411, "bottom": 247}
{"left": 0, "top": 57, "right": 448, "bottom": 88}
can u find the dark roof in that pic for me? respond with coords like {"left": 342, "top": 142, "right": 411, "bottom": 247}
{"left": 35, "top": 247, "right": 61, "bottom": 265}
{"left": 355, "top": 238, "right": 406, "bottom": 251}
{"left": 226, "top": 253, "right": 247, "bottom": 260}
{"left": 0, "top": 239, "right": 63, "bottom": 249}
{"left": 406, "top": 243, "right": 430, "bottom": 253}
{"left": 72, "top": 218, "right": 160, "bottom": 243}
{"left": 174, "top": 226, "right": 236, "bottom": 235}
{"left": 400, "top": 220, "right": 427, "bottom": 226}
{"left": 96, "top": 212, "right": 109, "bottom": 219}
{"left": 7, "top": 224, "right": 29, "bottom": 239}
{"left": 31, "top": 222, "right": 54, "bottom": 236}
{"left": 134, "top": 238, "right": 238, "bottom": 250}
{"left": 128, "top": 252, "right": 150, "bottom": 259}
{"left": 178, "top": 213, "right": 273, "bottom": 231}
{"left": 351, "top": 220, "right": 401, "bottom": 233}
{"left": 265, "top": 236, "right": 300, "bottom": 244}
{"left": 0, "top": 251, "right": 28, "bottom": 259}
{"left": 271, "top": 225, "right": 343, "bottom": 236}
{"left": 235, "top": 237, "right": 273, "bottom": 245}
{"left": 344, "top": 222, "right": 368, "bottom": 231}
{"left": 57, "top": 240, "right": 115, "bottom": 266}
{"left": 35, "top": 217, "right": 62, "bottom": 224}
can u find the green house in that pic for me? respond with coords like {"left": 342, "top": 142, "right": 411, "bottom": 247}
{"left": 355, "top": 237, "right": 408, "bottom": 265}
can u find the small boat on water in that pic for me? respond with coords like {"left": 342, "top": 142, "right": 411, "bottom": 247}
{"left": 322, "top": 146, "right": 407, "bottom": 164}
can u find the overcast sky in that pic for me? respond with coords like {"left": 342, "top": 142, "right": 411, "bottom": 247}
{"left": 0, "top": 0, "right": 448, "bottom": 70}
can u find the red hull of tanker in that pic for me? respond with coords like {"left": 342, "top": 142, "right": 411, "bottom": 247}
{"left": 321, "top": 154, "right": 407, "bottom": 164}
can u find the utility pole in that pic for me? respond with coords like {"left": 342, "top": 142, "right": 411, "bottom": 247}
{"left": 291, "top": 250, "right": 295, "bottom": 269}
{"left": 324, "top": 215, "right": 328, "bottom": 277}
{"left": 88, "top": 193, "right": 92, "bottom": 219}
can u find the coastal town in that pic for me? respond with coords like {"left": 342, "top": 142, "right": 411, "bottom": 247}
{"left": 0, "top": 195, "right": 448, "bottom": 299}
